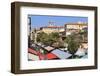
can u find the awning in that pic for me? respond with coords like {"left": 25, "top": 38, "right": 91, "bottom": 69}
{"left": 28, "top": 48, "right": 38, "bottom": 55}
{"left": 75, "top": 48, "right": 86, "bottom": 56}
{"left": 44, "top": 46, "right": 54, "bottom": 52}
{"left": 52, "top": 49, "right": 72, "bottom": 59}
{"left": 81, "top": 55, "right": 88, "bottom": 59}
{"left": 28, "top": 53, "right": 39, "bottom": 61}
{"left": 46, "top": 53, "right": 58, "bottom": 59}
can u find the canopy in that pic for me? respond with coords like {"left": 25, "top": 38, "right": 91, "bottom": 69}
{"left": 52, "top": 49, "right": 72, "bottom": 59}
{"left": 46, "top": 53, "right": 58, "bottom": 59}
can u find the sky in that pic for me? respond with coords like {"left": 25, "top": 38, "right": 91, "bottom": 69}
{"left": 28, "top": 15, "right": 88, "bottom": 29}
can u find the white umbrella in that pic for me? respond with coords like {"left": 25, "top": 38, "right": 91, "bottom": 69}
{"left": 82, "top": 55, "right": 88, "bottom": 59}
{"left": 75, "top": 48, "right": 86, "bottom": 56}
{"left": 44, "top": 46, "right": 54, "bottom": 52}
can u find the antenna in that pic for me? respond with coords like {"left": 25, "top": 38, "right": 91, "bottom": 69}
{"left": 48, "top": 21, "right": 55, "bottom": 26}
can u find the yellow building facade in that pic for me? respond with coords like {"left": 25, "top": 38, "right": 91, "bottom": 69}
{"left": 65, "top": 23, "right": 87, "bottom": 30}
{"left": 40, "top": 26, "right": 64, "bottom": 34}
{"left": 65, "top": 23, "right": 87, "bottom": 35}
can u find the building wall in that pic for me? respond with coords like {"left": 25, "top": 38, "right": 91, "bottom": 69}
{"left": 67, "top": 24, "right": 80, "bottom": 29}
{"left": 65, "top": 23, "right": 87, "bottom": 36}
{"left": 65, "top": 23, "right": 87, "bottom": 30}
{"left": 41, "top": 27, "right": 64, "bottom": 34}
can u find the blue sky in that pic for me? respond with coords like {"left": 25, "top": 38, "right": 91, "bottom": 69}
{"left": 28, "top": 15, "right": 88, "bottom": 29}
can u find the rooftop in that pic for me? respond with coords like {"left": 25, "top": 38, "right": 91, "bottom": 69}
{"left": 65, "top": 22, "right": 88, "bottom": 25}
{"left": 40, "top": 25, "right": 64, "bottom": 29}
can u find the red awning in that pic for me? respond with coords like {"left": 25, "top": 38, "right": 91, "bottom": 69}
{"left": 28, "top": 48, "right": 59, "bottom": 60}
{"left": 46, "top": 53, "right": 58, "bottom": 60}
{"left": 37, "top": 51, "right": 45, "bottom": 60}
{"left": 28, "top": 48, "right": 37, "bottom": 55}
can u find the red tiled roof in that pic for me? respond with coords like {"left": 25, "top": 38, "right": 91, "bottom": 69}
{"left": 46, "top": 53, "right": 58, "bottom": 60}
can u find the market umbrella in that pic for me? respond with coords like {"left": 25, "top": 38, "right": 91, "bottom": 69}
{"left": 52, "top": 49, "right": 72, "bottom": 59}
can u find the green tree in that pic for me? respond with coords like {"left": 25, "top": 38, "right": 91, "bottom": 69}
{"left": 37, "top": 32, "right": 60, "bottom": 46}
{"left": 37, "top": 32, "right": 48, "bottom": 44}
{"left": 49, "top": 32, "right": 59, "bottom": 42}
{"left": 79, "top": 30, "right": 87, "bottom": 42}
{"left": 67, "top": 40, "right": 80, "bottom": 58}
{"left": 47, "top": 32, "right": 60, "bottom": 46}
{"left": 65, "top": 33, "right": 80, "bottom": 58}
